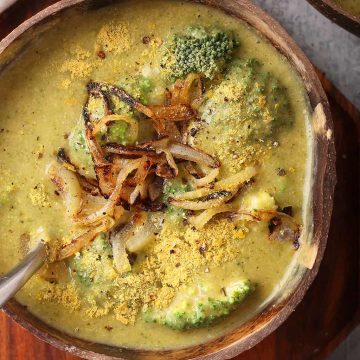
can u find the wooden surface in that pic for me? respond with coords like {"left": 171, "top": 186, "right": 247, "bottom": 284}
{"left": 0, "top": 1, "right": 359, "bottom": 359}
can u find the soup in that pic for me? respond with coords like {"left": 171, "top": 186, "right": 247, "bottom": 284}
{"left": 331, "top": 0, "right": 360, "bottom": 17}
{"left": 0, "top": 0, "right": 313, "bottom": 350}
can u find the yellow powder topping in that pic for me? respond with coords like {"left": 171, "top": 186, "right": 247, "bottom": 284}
{"left": 96, "top": 22, "right": 131, "bottom": 54}
{"left": 38, "top": 216, "right": 249, "bottom": 323}
{"left": 29, "top": 183, "right": 51, "bottom": 208}
{"left": 85, "top": 301, "right": 113, "bottom": 319}
{"left": 114, "top": 303, "right": 138, "bottom": 325}
{"left": 39, "top": 283, "right": 80, "bottom": 310}
{"left": 141, "top": 36, "right": 163, "bottom": 67}
{"left": 60, "top": 45, "right": 93, "bottom": 82}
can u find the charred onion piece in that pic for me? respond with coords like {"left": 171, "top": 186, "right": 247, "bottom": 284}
{"left": 168, "top": 73, "right": 204, "bottom": 109}
{"left": 83, "top": 86, "right": 112, "bottom": 123}
{"left": 57, "top": 217, "right": 114, "bottom": 260}
{"left": 104, "top": 143, "right": 158, "bottom": 158}
{"left": 88, "top": 81, "right": 154, "bottom": 118}
{"left": 46, "top": 161, "right": 83, "bottom": 219}
{"left": 148, "top": 104, "right": 195, "bottom": 122}
{"left": 233, "top": 210, "right": 300, "bottom": 247}
{"left": 193, "top": 168, "right": 219, "bottom": 188}
{"left": 258, "top": 210, "right": 301, "bottom": 246}
{"left": 180, "top": 73, "right": 204, "bottom": 109}
{"left": 173, "top": 166, "right": 258, "bottom": 201}
{"left": 160, "top": 148, "right": 178, "bottom": 177}
{"left": 104, "top": 137, "right": 169, "bottom": 157}
{"left": 155, "top": 159, "right": 177, "bottom": 179}
{"left": 189, "top": 204, "right": 235, "bottom": 230}
{"left": 157, "top": 121, "right": 182, "bottom": 141}
{"left": 129, "top": 157, "right": 153, "bottom": 204}
{"left": 93, "top": 114, "right": 139, "bottom": 143}
{"left": 169, "top": 190, "right": 234, "bottom": 210}
{"left": 169, "top": 143, "right": 220, "bottom": 168}
{"left": 57, "top": 148, "right": 102, "bottom": 196}
{"left": 84, "top": 124, "right": 109, "bottom": 167}
{"left": 57, "top": 148, "right": 77, "bottom": 172}
{"left": 84, "top": 123, "right": 116, "bottom": 197}
{"left": 104, "top": 138, "right": 178, "bottom": 179}
{"left": 137, "top": 201, "right": 165, "bottom": 212}
{"left": 75, "top": 159, "right": 142, "bottom": 226}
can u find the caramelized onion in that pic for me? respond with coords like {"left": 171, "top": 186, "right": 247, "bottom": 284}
{"left": 57, "top": 217, "right": 114, "bottom": 260}
{"left": 84, "top": 124, "right": 109, "bottom": 167}
{"left": 93, "top": 114, "right": 139, "bottom": 143}
{"left": 189, "top": 204, "right": 235, "bottom": 230}
{"left": 192, "top": 168, "right": 219, "bottom": 188}
{"left": 173, "top": 166, "right": 258, "bottom": 201}
{"left": 168, "top": 73, "right": 204, "bottom": 109}
{"left": 110, "top": 227, "right": 131, "bottom": 274}
{"left": 77, "top": 175, "right": 101, "bottom": 196}
{"left": 104, "top": 143, "right": 157, "bottom": 158}
{"left": 46, "top": 161, "right": 83, "bottom": 219}
{"left": 125, "top": 212, "right": 162, "bottom": 253}
{"left": 169, "top": 191, "right": 233, "bottom": 210}
{"left": 76, "top": 159, "right": 142, "bottom": 226}
{"left": 57, "top": 148, "right": 78, "bottom": 173}
{"left": 88, "top": 81, "right": 154, "bottom": 118}
{"left": 129, "top": 157, "right": 152, "bottom": 204}
{"left": 233, "top": 209, "right": 300, "bottom": 245}
{"left": 149, "top": 104, "right": 195, "bottom": 122}
{"left": 110, "top": 212, "right": 162, "bottom": 273}
{"left": 179, "top": 73, "right": 203, "bottom": 107}
{"left": 169, "top": 142, "right": 220, "bottom": 168}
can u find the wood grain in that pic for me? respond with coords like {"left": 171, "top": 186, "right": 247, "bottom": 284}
{"left": 0, "top": 1, "right": 358, "bottom": 359}
{"left": 0, "top": 312, "right": 79, "bottom": 360}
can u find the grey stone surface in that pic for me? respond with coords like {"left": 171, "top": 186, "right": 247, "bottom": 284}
{"left": 328, "top": 326, "right": 360, "bottom": 360}
{"left": 252, "top": 0, "right": 360, "bottom": 110}
{"left": 251, "top": 1, "right": 359, "bottom": 359}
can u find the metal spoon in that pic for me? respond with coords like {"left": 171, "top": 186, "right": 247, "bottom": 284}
{"left": 0, "top": 240, "right": 47, "bottom": 307}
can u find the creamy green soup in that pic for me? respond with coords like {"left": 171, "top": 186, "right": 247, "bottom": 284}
{"left": 0, "top": 0, "right": 312, "bottom": 350}
{"left": 332, "top": 0, "right": 360, "bottom": 17}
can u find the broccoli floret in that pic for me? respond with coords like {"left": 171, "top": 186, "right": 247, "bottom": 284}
{"left": 200, "top": 58, "right": 292, "bottom": 141}
{"left": 137, "top": 75, "right": 153, "bottom": 104}
{"left": 162, "top": 178, "right": 192, "bottom": 216}
{"left": 68, "top": 233, "right": 115, "bottom": 288}
{"left": 68, "top": 119, "right": 95, "bottom": 178}
{"left": 67, "top": 90, "right": 138, "bottom": 174}
{"left": 162, "top": 26, "right": 237, "bottom": 79}
{"left": 162, "top": 179, "right": 191, "bottom": 199}
{"left": 143, "top": 279, "right": 253, "bottom": 330}
{"left": 106, "top": 121, "right": 129, "bottom": 144}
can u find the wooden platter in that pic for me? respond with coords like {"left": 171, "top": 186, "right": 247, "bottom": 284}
{"left": 0, "top": 1, "right": 359, "bottom": 359}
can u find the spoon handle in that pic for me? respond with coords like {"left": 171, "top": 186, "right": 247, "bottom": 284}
{"left": 0, "top": 241, "right": 47, "bottom": 307}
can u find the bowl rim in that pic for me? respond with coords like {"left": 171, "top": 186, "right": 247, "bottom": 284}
{"left": 0, "top": 0, "right": 336, "bottom": 359}
{"left": 306, "top": 0, "right": 360, "bottom": 37}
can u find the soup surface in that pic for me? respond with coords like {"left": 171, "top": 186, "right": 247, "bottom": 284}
{"left": 0, "top": 0, "right": 312, "bottom": 350}
{"left": 331, "top": 0, "right": 360, "bottom": 16}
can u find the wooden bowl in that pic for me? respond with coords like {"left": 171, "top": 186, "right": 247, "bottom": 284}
{"left": 306, "top": 0, "right": 360, "bottom": 36}
{"left": 0, "top": 0, "right": 336, "bottom": 358}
